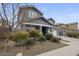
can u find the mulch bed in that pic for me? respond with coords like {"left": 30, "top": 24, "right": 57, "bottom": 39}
{"left": 0, "top": 41, "right": 67, "bottom": 56}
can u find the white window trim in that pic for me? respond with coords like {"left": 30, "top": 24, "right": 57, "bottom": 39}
{"left": 29, "top": 11, "right": 31, "bottom": 17}
{"left": 29, "top": 11, "right": 36, "bottom": 18}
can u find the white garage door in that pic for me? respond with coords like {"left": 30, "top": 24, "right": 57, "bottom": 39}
{"left": 53, "top": 30, "right": 57, "bottom": 36}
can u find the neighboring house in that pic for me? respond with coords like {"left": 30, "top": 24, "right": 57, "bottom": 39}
{"left": 54, "top": 22, "right": 78, "bottom": 36}
{"left": 77, "top": 25, "right": 79, "bottom": 32}
{"left": 18, "top": 6, "right": 55, "bottom": 35}
{"left": 77, "top": 29, "right": 79, "bottom": 32}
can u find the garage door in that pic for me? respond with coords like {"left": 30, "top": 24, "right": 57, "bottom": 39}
{"left": 53, "top": 30, "right": 57, "bottom": 36}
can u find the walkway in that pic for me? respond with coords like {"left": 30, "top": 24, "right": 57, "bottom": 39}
{"left": 37, "top": 36, "right": 79, "bottom": 56}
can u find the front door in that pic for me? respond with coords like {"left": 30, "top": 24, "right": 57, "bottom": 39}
{"left": 42, "top": 27, "right": 47, "bottom": 35}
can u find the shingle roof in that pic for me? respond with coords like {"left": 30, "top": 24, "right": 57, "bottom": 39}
{"left": 25, "top": 17, "right": 54, "bottom": 26}
{"left": 19, "top": 6, "right": 43, "bottom": 15}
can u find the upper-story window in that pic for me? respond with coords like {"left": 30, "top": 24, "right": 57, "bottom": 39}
{"left": 29, "top": 11, "right": 36, "bottom": 18}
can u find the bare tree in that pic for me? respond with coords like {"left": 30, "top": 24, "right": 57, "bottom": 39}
{"left": 0, "top": 3, "right": 28, "bottom": 54}
{"left": 0, "top": 3, "right": 21, "bottom": 31}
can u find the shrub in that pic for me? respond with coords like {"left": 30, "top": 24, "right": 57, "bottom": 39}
{"left": 23, "top": 38, "right": 35, "bottom": 49}
{"left": 28, "top": 28, "right": 41, "bottom": 39}
{"left": 50, "top": 37, "right": 61, "bottom": 43}
{"left": 37, "top": 35, "right": 46, "bottom": 44}
{"left": 67, "top": 32, "right": 79, "bottom": 38}
{"left": 9, "top": 31, "right": 29, "bottom": 45}
{"left": 45, "top": 33, "right": 53, "bottom": 40}
{"left": 77, "top": 33, "right": 79, "bottom": 38}
{"left": 67, "top": 32, "right": 72, "bottom": 37}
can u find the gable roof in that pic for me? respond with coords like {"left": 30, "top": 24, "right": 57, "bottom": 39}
{"left": 23, "top": 17, "right": 53, "bottom": 26}
{"left": 19, "top": 6, "right": 43, "bottom": 15}
{"left": 48, "top": 18, "right": 55, "bottom": 23}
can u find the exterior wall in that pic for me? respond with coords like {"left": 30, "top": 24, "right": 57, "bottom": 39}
{"left": 19, "top": 8, "right": 42, "bottom": 22}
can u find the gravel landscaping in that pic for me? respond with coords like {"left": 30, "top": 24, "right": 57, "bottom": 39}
{"left": 0, "top": 41, "right": 67, "bottom": 56}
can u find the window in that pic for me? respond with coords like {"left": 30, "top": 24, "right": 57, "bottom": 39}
{"left": 29, "top": 11, "right": 31, "bottom": 17}
{"left": 32, "top": 12, "right": 36, "bottom": 17}
{"left": 29, "top": 11, "right": 36, "bottom": 18}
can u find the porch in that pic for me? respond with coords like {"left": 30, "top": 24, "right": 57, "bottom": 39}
{"left": 21, "top": 23, "right": 53, "bottom": 35}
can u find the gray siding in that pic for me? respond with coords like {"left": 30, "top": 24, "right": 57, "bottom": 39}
{"left": 19, "top": 8, "right": 42, "bottom": 22}
{"left": 27, "top": 19, "right": 51, "bottom": 26}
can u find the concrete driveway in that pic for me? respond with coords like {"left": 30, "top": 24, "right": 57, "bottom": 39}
{"left": 37, "top": 36, "right": 79, "bottom": 56}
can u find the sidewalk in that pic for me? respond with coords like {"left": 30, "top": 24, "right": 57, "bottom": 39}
{"left": 37, "top": 36, "right": 79, "bottom": 56}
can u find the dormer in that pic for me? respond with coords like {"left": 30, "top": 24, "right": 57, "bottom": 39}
{"left": 48, "top": 18, "right": 55, "bottom": 25}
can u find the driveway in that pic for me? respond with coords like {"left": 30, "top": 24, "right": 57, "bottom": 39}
{"left": 37, "top": 36, "right": 79, "bottom": 56}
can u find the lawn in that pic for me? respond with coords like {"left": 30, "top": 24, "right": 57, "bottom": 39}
{"left": 0, "top": 41, "right": 67, "bottom": 56}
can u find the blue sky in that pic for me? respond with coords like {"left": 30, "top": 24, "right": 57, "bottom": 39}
{"left": 31, "top": 3, "right": 79, "bottom": 24}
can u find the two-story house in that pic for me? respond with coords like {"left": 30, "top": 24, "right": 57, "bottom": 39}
{"left": 18, "top": 6, "right": 55, "bottom": 35}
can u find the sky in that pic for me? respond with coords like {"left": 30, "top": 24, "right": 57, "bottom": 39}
{"left": 30, "top": 3, "right": 79, "bottom": 24}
